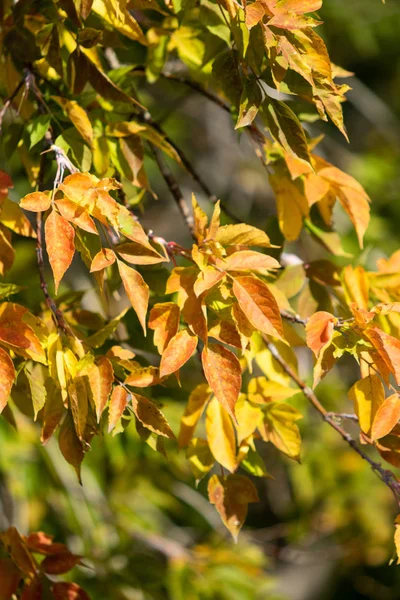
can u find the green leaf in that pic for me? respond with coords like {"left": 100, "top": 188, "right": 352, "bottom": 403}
{"left": 29, "top": 115, "right": 51, "bottom": 149}
{"left": 261, "top": 98, "right": 311, "bottom": 164}
{"left": 236, "top": 79, "right": 263, "bottom": 129}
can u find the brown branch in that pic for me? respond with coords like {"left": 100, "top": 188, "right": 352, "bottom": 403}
{"left": 280, "top": 310, "right": 308, "bottom": 327}
{"left": 265, "top": 338, "right": 400, "bottom": 505}
{"left": 150, "top": 143, "right": 196, "bottom": 240}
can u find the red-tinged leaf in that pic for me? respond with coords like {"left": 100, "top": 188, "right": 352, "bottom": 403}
{"left": 0, "top": 527, "right": 37, "bottom": 576}
{"left": 178, "top": 383, "right": 211, "bottom": 448}
{"left": 222, "top": 250, "right": 280, "bottom": 272}
{"left": 0, "top": 303, "right": 46, "bottom": 364}
{"left": 40, "top": 552, "right": 82, "bottom": 574}
{"left": 371, "top": 394, "right": 400, "bottom": 441}
{"left": 0, "top": 347, "right": 14, "bottom": 412}
{"left": 90, "top": 248, "right": 116, "bottom": 272}
{"left": 246, "top": 1, "right": 265, "bottom": 29}
{"left": 131, "top": 393, "right": 175, "bottom": 439}
{"left": 108, "top": 385, "right": 129, "bottom": 432}
{"left": 159, "top": 329, "right": 198, "bottom": 379}
{"left": 41, "top": 385, "right": 65, "bottom": 444}
{"left": 0, "top": 225, "right": 15, "bottom": 275}
{"left": 25, "top": 532, "right": 66, "bottom": 556}
{"left": 148, "top": 302, "right": 180, "bottom": 355}
{"left": 206, "top": 396, "right": 237, "bottom": 472}
{"left": 0, "top": 198, "right": 36, "bottom": 238}
{"left": 305, "top": 311, "right": 336, "bottom": 357}
{"left": 45, "top": 209, "right": 75, "bottom": 293}
{"left": 55, "top": 198, "right": 98, "bottom": 235}
{"left": 365, "top": 328, "right": 400, "bottom": 385}
{"left": 124, "top": 366, "right": 161, "bottom": 387}
{"left": 52, "top": 582, "right": 90, "bottom": 600}
{"left": 20, "top": 191, "right": 52, "bottom": 212}
{"left": 202, "top": 343, "right": 242, "bottom": 420}
{"left": 58, "top": 413, "right": 85, "bottom": 483}
{"left": 0, "top": 170, "right": 13, "bottom": 197}
{"left": 0, "top": 557, "right": 21, "bottom": 599}
{"left": 208, "top": 474, "right": 259, "bottom": 541}
{"left": 232, "top": 276, "right": 284, "bottom": 339}
{"left": 117, "top": 260, "right": 149, "bottom": 334}
{"left": 20, "top": 576, "right": 42, "bottom": 600}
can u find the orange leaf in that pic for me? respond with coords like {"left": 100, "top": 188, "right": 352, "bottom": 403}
{"left": 222, "top": 250, "right": 280, "bottom": 272}
{"left": 90, "top": 248, "right": 116, "bottom": 272}
{"left": 41, "top": 552, "right": 82, "bottom": 574}
{"left": 0, "top": 303, "right": 46, "bottom": 364}
{"left": 305, "top": 311, "right": 336, "bottom": 357}
{"left": 117, "top": 260, "right": 149, "bottom": 334}
{"left": 20, "top": 191, "right": 52, "bottom": 212}
{"left": 0, "top": 527, "right": 37, "bottom": 577}
{"left": 365, "top": 328, "right": 400, "bottom": 386}
{"left": 201, "top": 343, "right": 241, "bottom": 420}
{"left": 159, "top": 329, "right": 198, "bottom": 378}
{"left": 208, "top": 474, "right": 259, "bottom": 541}
{"left": 131, "top": 393, "right": 175, "bottom": 439}
{"left": 108, "top": 385, "right": 129, "bottom": 432}
{"left": 148, "top": 302, "right": 180, "bottom": 355}
{"left": 55, "top": 198, "right": 98, "bottom": 235}
{"left": 79, "top": 356, "right": 114, "bottom": 422}
{"left": 371, "top": 394, "right": 400, "bottom": 441}
{"left": 0, "top": 347, "right": 14, "bottom": 412}
{"left": 0, "top": 558, "right": 21, "bottom": 598}
{"left": 232, "top": 276, "right": 283, "bottom": 339}
{"left": 124, "top": 366, "right": 161, "bottom": 387}
{"left": 52, "top": 582, "right": 90, "bottom": 600}
{"left": 45, "top": 209, "right": 75, "bottom": 293}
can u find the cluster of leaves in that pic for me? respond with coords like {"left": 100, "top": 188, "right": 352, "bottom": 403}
{"left": 0, "top": 0, "right": 399, "bottom": 554}
{"left": 0, "top": 527, "right": 89, "bottom": 598}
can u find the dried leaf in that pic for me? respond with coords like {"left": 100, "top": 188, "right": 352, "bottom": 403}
{"left": 108, "top": 385, "right": 129, "bottom": 432}
{"left": 208, "top": 474, "right": 259, "bottom": 541}
{"left": 232, "top": 276, "right": 283, "bottom": 339}
{"left": 131, "top": 393, "right": 175, "bottom": 439}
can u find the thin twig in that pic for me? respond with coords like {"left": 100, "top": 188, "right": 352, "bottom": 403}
{"left": 150, "top": 143, "right": 196, "bottom": 239}
{"left": 280, "top": 310, "right": 308, "bottom": 327}
{"left": 265, "top": 339, "right": 400, "bottom": 504}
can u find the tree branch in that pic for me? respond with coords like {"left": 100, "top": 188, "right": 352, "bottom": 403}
{"left": 150, "top": 144, "right": 195, "bottom": 239}
{"left": 265, "top": 338, "right": 400, "bottom": 505}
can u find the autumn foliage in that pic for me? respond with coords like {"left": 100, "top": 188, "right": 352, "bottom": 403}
{"left": 0, "top": 0, "right": 399, "bottom": 595}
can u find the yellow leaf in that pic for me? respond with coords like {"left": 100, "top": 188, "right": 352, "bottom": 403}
{"left": 206, "top": 397, "right": 237, "bottom": 472}
{"left": 260, "top": 402, "right": 302, "bottom": 461}
{"left": 186, "top": 438, "right": 214, "bottom": 481}
{"left": 92, "top": 0, "right": 147, "bottom": 44}
{"left": 269, "top": 171, "right": 309, "bottom": 241}
{"left": 215, "top": 224, "right": 272, "bottom": 247}
{"left": 53, "top": 97, "right": 93, "bottom": 146}
{"left": 0, "top": 198, "right": 36, "bottom": 238}
{"left": 179, "top": 383, "right": 211, "bottom": 448}
{"left": 349, "top": 374, "right": 384, "bottom": 435}
{"left": 235, "top": 395, "right": 263, "bottom": 444}
{"left": 45, "top": 209, "right": 76, "bottom": 294}
{"left": 117, "top": 260, "right": 149, "bottom": 334}
{"left": 222, "top": 250, "right": 280, "bottom": 273}
{"left": 342, "top": 265, "right": 369, "bottom": 310}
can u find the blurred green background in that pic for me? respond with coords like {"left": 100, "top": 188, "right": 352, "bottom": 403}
{"left": 2, "top": 0, "right": 400, "bottom": 598}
